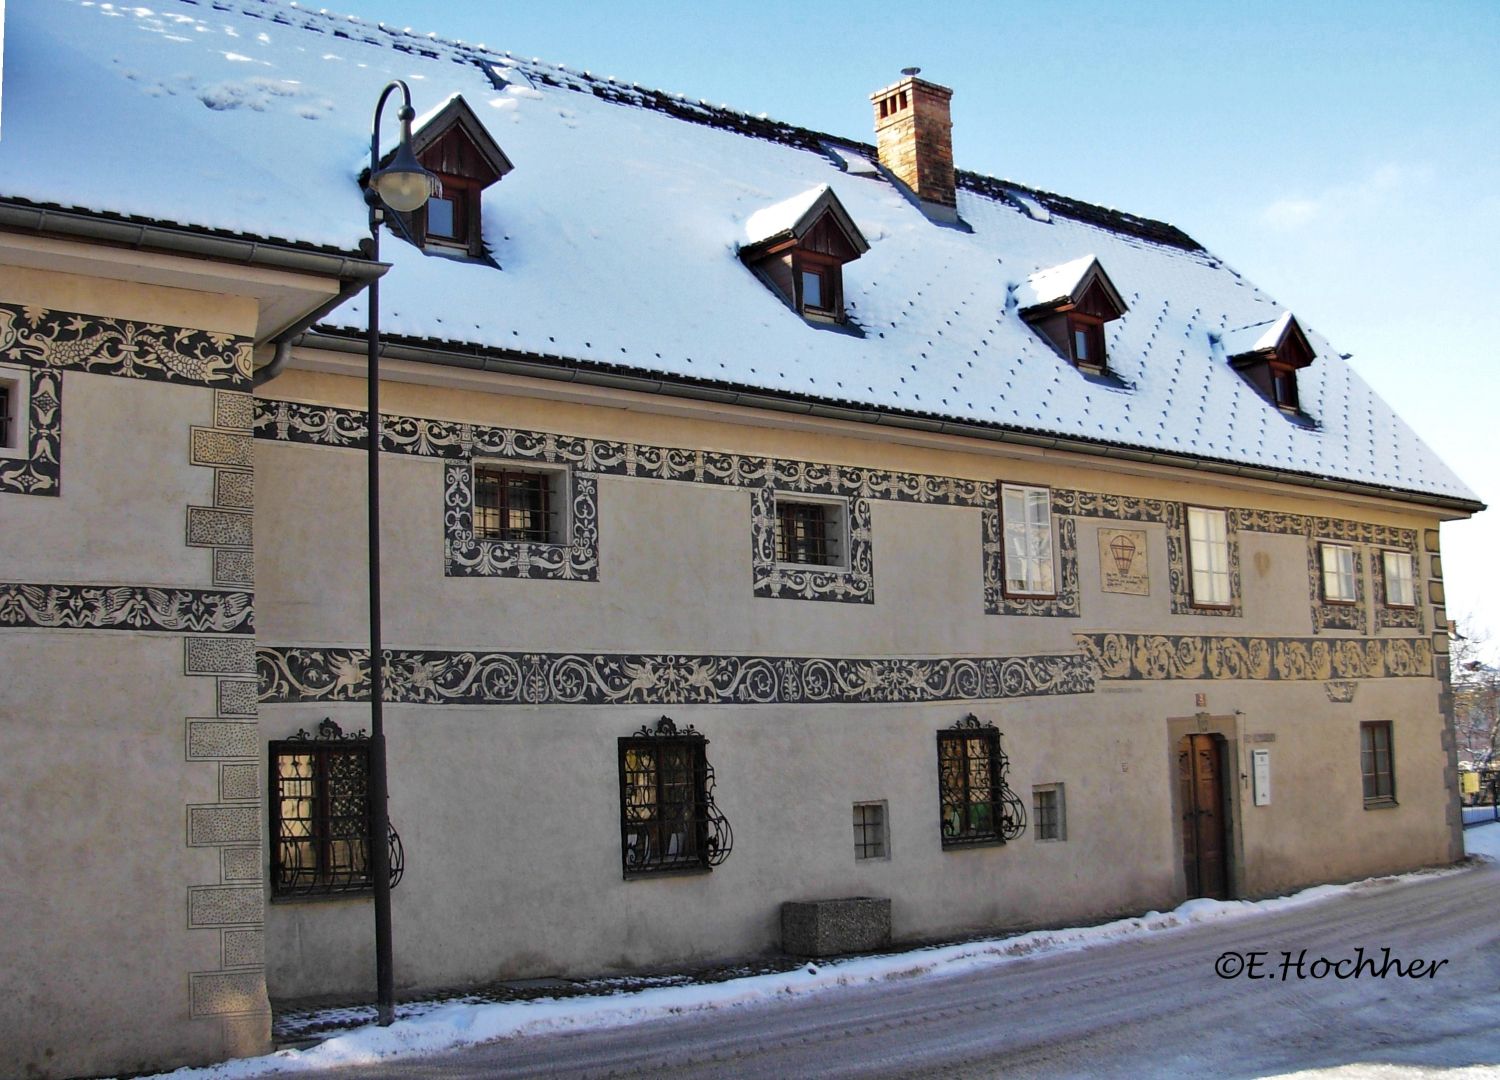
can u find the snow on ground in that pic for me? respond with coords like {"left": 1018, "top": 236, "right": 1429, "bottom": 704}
{"left": 133, "top": 827, "right": 1500, "bottom": 1080}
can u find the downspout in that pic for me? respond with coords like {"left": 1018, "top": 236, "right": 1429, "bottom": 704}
{"left": 254, "top": 274, "right": 377, "bottom": 387}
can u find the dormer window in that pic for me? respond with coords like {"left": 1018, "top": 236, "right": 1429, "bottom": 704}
{"left": 740, "top": 186, "right": 870, "bottom": 326}
{"left": 1222, "top": 312, "right": 1315, "bottom": 415}
{"left": 1018, "top": 256, "right": 1127, "bottom": 374}
{"left": 379, "top": 94, "right": 513, "bottom": 259}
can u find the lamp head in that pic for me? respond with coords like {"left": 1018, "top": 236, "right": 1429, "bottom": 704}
{"left": 371, "top": 109, "right": 440, "bottom": 213}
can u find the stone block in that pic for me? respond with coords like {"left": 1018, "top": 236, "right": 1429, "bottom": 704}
{"left": 781, "top": 896, "right": 891, "bottom": 957}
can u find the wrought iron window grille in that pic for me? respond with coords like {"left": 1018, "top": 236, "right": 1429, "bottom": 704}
{"left": 618, "top": 716, "right": 734, "bottom": 877}
{"left": 775, "top": 499, "right": 842, "bottom": 566}
{"left": 937, "top": 714, "right": 1027, "bottom": 847}
{"left": 473, "top": 466, "right": 562, "bottom": 544}
{"left": 270, "top": 717, "right": 404, "bottom": 898}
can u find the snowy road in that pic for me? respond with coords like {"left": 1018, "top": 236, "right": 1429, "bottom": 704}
{"left": 297, "top": 852, "right": 1500, "bottom": 1078}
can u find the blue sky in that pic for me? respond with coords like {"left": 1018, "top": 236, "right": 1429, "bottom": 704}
{"left": 335, "top": 0, "right": 1499, "bottom": 653}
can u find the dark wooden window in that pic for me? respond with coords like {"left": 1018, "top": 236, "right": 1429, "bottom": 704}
{"left": 0, "top": 382, "right": 12, "bottom": 449}
{"left": 853, "top": 802, "right": 886, "bottom": 860}
{"left": 473, "top": 466, "right": 559, "bottom": 543}
{"left": 800, "top": 268, "right": 830, "bottom": 312}
{"left": 1271, "top": 364, "right": 1300, "bottom": 411}
{"left": 1068, "top": 317, "right": 1106, "bottom": 370}
{"left": 1361, "top": 721, "right": 1396, "bottom": 805}
{"left": 618, "top": 737, "right": 717, "bottom": 875}
{"left": 776, "top": 498, "right": 841, "bottom": 566}
{"left": 425, "top": 189, "right": 465, "bottom": 242}
{"left": 270, "top": 741, "right": 372, "bottom": 896}
{"left": 938, "top": 729, "right": 1002, "bottom": 847}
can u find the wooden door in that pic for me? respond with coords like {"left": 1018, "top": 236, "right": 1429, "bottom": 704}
{"left": 1177, "top": 734, "right": 1228, "bottom": 899}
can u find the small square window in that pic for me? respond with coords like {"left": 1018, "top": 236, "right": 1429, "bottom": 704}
{"left": 775, "top": 496, "right": 845, "bottom": 568}
{"left": 1361, "top": 721, "right": 1396, "bottom": 806}
{"left": 1033, "top": 784, "right": 1066, "bottom": 841}
{"left": 1001, "top": 484, "right": 1055, "bottom": 596}
{"left": 1187, "top": 506, "right": 1232, "bottom": 607}
{"left": 1382, "top": 550, "right": 1415, "bottom": 608}
{"left": 853, "top": 801, "right": 888, "bottom": 860}
{"left": 1321, "top": 543, "right": 1357, "bottom": 603}
{"left": 473, "top": 465, "right": 566, "bottom": 544}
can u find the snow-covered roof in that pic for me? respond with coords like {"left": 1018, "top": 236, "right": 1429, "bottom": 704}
{"left": 1017, "top": 255, "right": 1100, "bottom": 311}
{"left": 1220, "top": 312, "right": 1298, "bottom": 358}
{"left": 0, "top": 0, "right": 1478, "bottom": 505}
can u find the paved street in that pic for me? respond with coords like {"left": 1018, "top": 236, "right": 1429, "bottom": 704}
{"left": 311, "top": 853, "right": 1500, "bottom": 1079}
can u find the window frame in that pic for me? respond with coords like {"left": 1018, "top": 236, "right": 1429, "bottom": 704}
{"left": 1270, "top": 361, "right": 1300, "bottom": 412}
{"left": 1360, "top": 721, "right": 1396, "bottom": 807}
{"left": 937, "top": 726, "right": 1006, "bottom": 849}
{"left": 773, "top": 492, "right": 848, "bottom": 570}
{"left": 0, "top": 363, "right": 30, "bottom": 460}
{"left": 420, "top": 172, "right": 483, "bottom": 256}
{"left": 1381, "top": 549, "right": 1416, "bottom": 609}
{"left": 268, "top": 735, "right": 375, "bottom": 899}
{"left": 1066, "top": 315, "right": 1107, "bottom": 372}
{"left": 1000, "top": 483, "right": 1057, "bottom": 599}
{"left": 471, "top": 461, "right": 569, "bottom": 546}
{"left": 618, "top": 718, "right": 732, "bottom": 878}
{"left": 1320, "top": 542, "right": 1358, "bottom": 605}
{"left": 1186, "top": 505, "right": 1233, "bottom": 609}
{"left": 1032, "top": 783, "right": 1066, "bottom": 842}
{"left": 853, "top": 800, "right": 890, "bottom": 861}
{"left": 792, "top": 250, "right": 844, "bottom": 322}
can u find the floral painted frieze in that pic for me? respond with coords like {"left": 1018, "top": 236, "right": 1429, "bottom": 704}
{"left": 443, "top": 463, "right": 599, "bottom": 581}
{"left": 751, "top": 487, "right": 874, "bottom": 603}
{"left": 0, "top": 368, "right": 61, "bottom": 497}
{"left": 0, "top": 583, "right": 253, "bottom": 634}
{"left": 0, "top": 303, "right": 251, "bottom": 389}
{"left": 1076, "top": 633, "right": 1432, "bottom": 682}
{"left": 258, "top": 645, "right": 1095, "bottom": 706}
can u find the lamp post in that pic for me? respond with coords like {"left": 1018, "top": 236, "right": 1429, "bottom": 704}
{"left": 364, "top": 80, "right": 438, "bottom": 1028}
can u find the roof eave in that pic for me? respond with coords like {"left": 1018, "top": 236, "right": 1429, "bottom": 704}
{"left": 296, "top": 327, "right": 1486, "bottom": 517}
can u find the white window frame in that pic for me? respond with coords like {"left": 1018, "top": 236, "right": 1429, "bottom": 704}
{"left": 1382, "top": 550, "right": 1416, "bottom": 608}
{"left": 470, "top": 460, "right": 571, "bottom": 546}
{"left": 0, "top": 363, "right": 30, "bottom": 460}
{"left": 772, "top": 491, "right": 849, "bottom": 571}
{"left": 1001, "top": 483, "right": 1056, "bottom": 597}
{"left": 1032, "top": 783, "right": 1066, "bottom": 842}
{"left": 1187, "top": 506, "right": 1231, "bottom": 607}
{"left": 1321, "top": 542, "right": 1358, "bottom": 604}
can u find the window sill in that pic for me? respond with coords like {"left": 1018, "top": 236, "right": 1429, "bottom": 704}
{"left": 1321, "top": 598, "right": 1359, "bottom": 607}
{"left": 270, "top": 888, "right": 374, "bottom": 905}
{"left": 623, "top": 864, "right": 713, "bottom": 881}
{"left": 1363, "top": 798, "right": 1399, "bottom": 811}
{"left": 1188, "top": 602, "right": 1235, "bottom": 612}
{"left": 940, "top": 837, "right": 1007, "bottom": 851}
{"left": 1003, "top": 590, "right": 1059, "bottom": 602}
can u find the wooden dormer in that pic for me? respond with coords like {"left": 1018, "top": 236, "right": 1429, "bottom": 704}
{"left": 1018, "top": 256, "right": 1127, "bottom": 373}
{"left": 1222, "top": 312, "right": 1315, "bottom": 413}
{"left": 387, "top": 94, "right": 514, "bottom": 259}
{"left": 740, "top": 186, "right": 870, "bottom": 325}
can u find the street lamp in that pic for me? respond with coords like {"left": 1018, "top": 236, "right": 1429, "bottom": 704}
{"left": 364, "top": 80, "right": 438, "bottom": 1028}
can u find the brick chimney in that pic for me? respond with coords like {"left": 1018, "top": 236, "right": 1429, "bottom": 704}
{"left": 870, "top": 70, "right": 956, "bottom": 219}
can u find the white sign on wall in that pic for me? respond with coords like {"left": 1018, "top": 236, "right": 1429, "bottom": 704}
{"left": 1252, "top": 748, "right": 1271, "bottom": 806}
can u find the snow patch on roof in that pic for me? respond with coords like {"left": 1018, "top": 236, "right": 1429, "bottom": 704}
{"left": 1221, "top": 311, "right": 1296, "bottom": 357}
{"left": 744, "top": 185, "right": 831, "bottom": 245}
{"left": 1017, "top": 254, "right": 1098, "bottom": 310}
